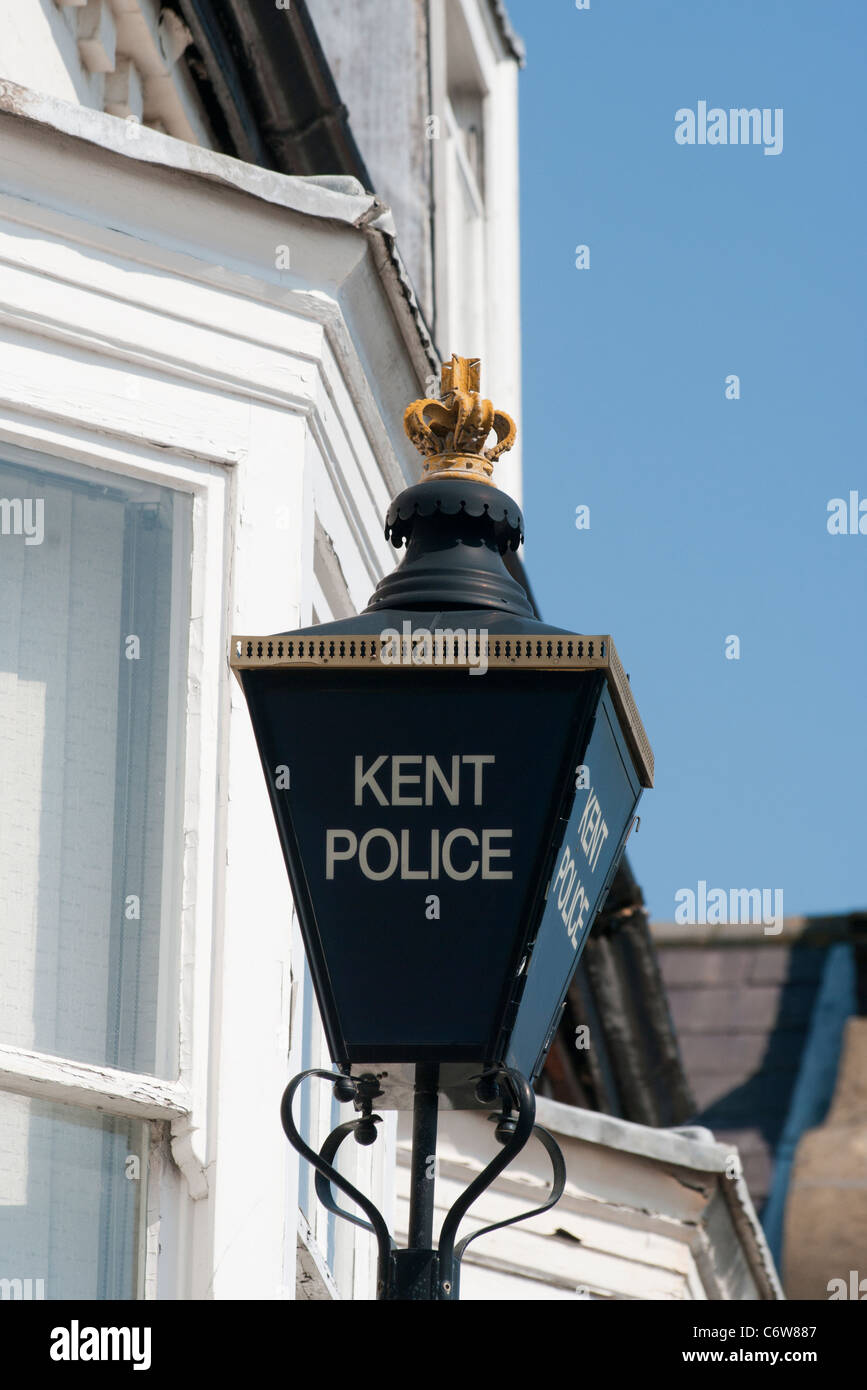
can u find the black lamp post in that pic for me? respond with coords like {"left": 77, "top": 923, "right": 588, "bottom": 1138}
{"left": 231, "top": 356, "right": 653, "bottom": 1300}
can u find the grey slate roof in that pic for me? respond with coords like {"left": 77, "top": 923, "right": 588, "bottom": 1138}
{"left": 651, "top": 915, "right": 867, "bottom": 1211}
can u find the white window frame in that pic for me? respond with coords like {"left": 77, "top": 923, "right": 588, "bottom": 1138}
{"left": 430, "top": 0, "right": 523, "bottom": 502}
{"left": 289, "top": 545, "right": 398, "bottom": 1301}
{"left": 0, "top": 418, "right": 225, "bottom": 1298}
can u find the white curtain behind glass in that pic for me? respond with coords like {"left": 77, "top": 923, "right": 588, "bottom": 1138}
{"left": 0, "top": 1092, "right": 143, "bottom": 1300}
{"left": 0, "top": 474, "right": 124, "bottom": 1064}
{"left": 0, "top": 454, "right": 187, "bottom": 1075}
{"left": 0, "top": 452, "right": 188, "bottom": 1298}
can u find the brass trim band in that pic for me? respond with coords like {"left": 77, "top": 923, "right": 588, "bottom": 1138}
{"left": 230, "top": 632, "right": 654, "bottom": 787}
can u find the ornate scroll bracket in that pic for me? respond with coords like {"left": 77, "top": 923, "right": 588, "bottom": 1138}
{"left": 280, "top": 1064, "right": 566, "bottom": 1301}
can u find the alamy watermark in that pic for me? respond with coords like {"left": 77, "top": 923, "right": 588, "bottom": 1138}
{"left": 50, "top": 1322, "right": 151, "bottom": 1371}
{"left": 0, "top": 1276, "right": 45, "bottom": 1300}
{"left": 380, "top": 621, "right": 489, "bottom": 676}
{"left": 0, "top": 497, "right": 44, "bottom": 545}
{"left": 827, "top": 492, "right": 867, "bottom": 535}
{"left": 675, "top": 103, "right": 783, "bottom": 156}
{"left": 828, "top": 1271, "right": 867, "bottom": 1299}
{"left": 675, "top": 880, "right": 784, "bottom": 935}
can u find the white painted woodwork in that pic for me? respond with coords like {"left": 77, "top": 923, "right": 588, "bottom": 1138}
{"left": 0, "top": 1042, "right": 189, "bottom": 1120}
{"left": 395, "top": 1101, "right": 783, "bottom": 1300}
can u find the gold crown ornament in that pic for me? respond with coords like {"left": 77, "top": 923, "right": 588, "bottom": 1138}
{"left": 403, "top": 355, "right": 516, "bottom": 486}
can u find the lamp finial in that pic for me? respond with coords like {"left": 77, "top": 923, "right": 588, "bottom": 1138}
{"left": 403, "top": 355, "right": 516, "bottom": 486}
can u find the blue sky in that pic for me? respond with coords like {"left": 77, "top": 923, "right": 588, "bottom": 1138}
{"left": 508, "top": 0, "right": 866, "bottom": 921}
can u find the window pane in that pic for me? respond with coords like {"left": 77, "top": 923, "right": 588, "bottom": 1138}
{"left": 0, "top": 1091, "right": 146, "bottom": 1300}
{"left": 0, "top": 451, "right": 190, "bottom": 1076}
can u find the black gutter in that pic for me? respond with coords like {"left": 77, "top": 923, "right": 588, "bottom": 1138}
{"left": 174, "top": 0, "right": 373, "bottom": 185}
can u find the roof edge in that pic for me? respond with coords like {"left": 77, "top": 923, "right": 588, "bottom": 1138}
{"left": 535, "top": 1095, "right": 731, "bottom": 1172}
{"left": 486, "top": 0, "right": 526, "bottom": 66}
{"left": 535, "top": 1096, "right": 784, "bottom": 1298}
